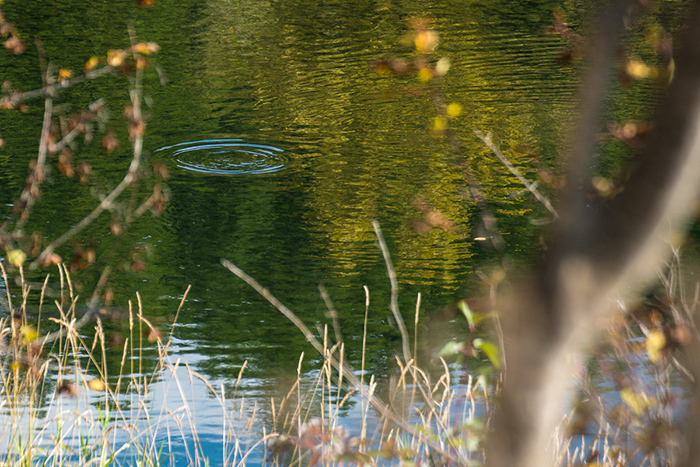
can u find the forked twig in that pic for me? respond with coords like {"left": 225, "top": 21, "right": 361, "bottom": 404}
{"left": 29, "top": 46, "right": 146, "bottom": 270}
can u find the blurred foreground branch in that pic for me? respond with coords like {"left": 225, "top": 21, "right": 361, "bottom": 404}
{"left": 487, "top": 1, "right": 700, "bottom": 466}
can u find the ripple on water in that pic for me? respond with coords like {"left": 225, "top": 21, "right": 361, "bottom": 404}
{"left": 157, "top": 139, "right": 287, "bottom": 175}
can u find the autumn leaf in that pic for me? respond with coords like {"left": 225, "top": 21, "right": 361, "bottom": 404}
{"left": 85, "top": 56, "right": 99, "bottom": 72}
{"left": 7, "top": 249, "right": 26, "bottom": 267}
{"left": 417, "top": 67, "right": 432, "bottom": 82}
{"left": 414, "top": 29, "right": 439, "bottom": 54}
{"left": 133, "top": 42, "right": 160, "bottom": 55}
{"left": 646, "top": 330, "right": 666, "bottom": 364}
{"left": 4, "top": 36, "right": 25, "bottom": 54}
{"left": 431, "top": 116, "right": 447, "bottom": 133}
{"left": 620, "top": 388, "right": 652, "bottom": 415}
{"left": 87, "top": 378, "right": 106, "bottom": 392}
{"left": 101, "top": 130, "right": 119, "bottom": 153}
{"left": 58, "top": 68, "right": 73, "bottom": 82}
{"left": 56, "top": 382, "right": 78, "bottom": 397}
{"left": 20, "top": 324, "right": 38, "bottom": 344}
{"left": 447, "top": 102, "right": 463, "bottom": 118}
{"left": 146, "top": 327, "right": 162, "bottom": 343}
{"left": 107, "top": 49, "right": 126, "bottom": 67}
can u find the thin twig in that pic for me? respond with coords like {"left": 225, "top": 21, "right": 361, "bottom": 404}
{"left": 475, "top": 130, "right": 559, "bottom": 218}
{"left": 371, "top": 220, "right": 411, "bottom": 364}
{"left": 6, "top": 66, "right": 116, "bottom": 106}
{"left": 29, "top": 63, "right": 145, "bottom": 270}
{"left": 319, "top": 284, "right": 342, "bottom": 344}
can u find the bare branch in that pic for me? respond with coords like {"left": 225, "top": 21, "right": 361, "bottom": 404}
{"left": 5, "top": 66, "right": 116, "bottom": 106}
{"left": 475, "top": 130, "right": 559, "bottom": 219}
{"left": 487, "top": 1, "right": 700, "bottom": 466}
{"left": 29, "top": 67, "right": 145, "bottom": 270}
{"left": 371, "top": 220, "right": 411, "bottom": 364}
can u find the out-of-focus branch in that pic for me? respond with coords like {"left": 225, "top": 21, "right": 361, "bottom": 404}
{"left": 48, "top": 99, "right": 104, "bottom": 154}
{"left": 475, "top": 130, "right": 559, "bottom": 219}
{"left": 29, "top": 65, "right": 146, "bottom": 270}
{"left": 2, "top": 66, "right": 116, "bottom": 108}
{"left": 487, "top": 1, "right": 700, "bottom": 466}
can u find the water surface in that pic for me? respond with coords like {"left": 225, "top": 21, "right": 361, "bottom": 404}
{"left": 0, "top": 0, "right": 689, "bottom": 464}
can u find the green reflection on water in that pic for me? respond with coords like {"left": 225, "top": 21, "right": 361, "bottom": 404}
{"left": 0, "top": 0, "right": 689, "bottom": 387}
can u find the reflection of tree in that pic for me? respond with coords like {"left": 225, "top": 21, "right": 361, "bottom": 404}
{"left": 0, "top": 0, "right": 689, "bottom": 414}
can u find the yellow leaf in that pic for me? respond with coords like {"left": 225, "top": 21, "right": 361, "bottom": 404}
{"left": 134, "top": 42, "right": 160, "bottom": 55}
{"left": 20, "top": 325, "right": 38, "bottom": 344}
{"left": 417, "top": 68, "right": 432, "bottom": 82}
{"left": 414, "top": 30, "right": 439, "bottom": 54}
{"left": 58, "top": 69, "right": 73, "bottom": 80}
{"left": 432, "top": 117, "right": 447, "bottom": 133}
{"left": 646, "top": 330, "right": 666, "bottom": 364}
{"left": 107, "top": 49, "right": 126, "bottom": 67}
{"left": 85, "top": 56, "right": 99, "bottom": 72}
{"left": 88, "top": 378, "right": 106, "bottom": 392}
{"left": 625, "top": 60, "right": 657, "bottom": 80}
{"left": 447, "top": 103, "right": 463, "bottom": 118}
{"left": 7, "top": 249, "right": 26, "bottom": 267}
{"left": 620, "top": 388, "right": 647, "bottom": 415}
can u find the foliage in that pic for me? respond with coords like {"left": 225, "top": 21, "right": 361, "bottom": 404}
{"left": 0, "top": 2, "right": 699, "bottom": 467}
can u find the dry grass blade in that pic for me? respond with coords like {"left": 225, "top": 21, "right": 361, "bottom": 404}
{"left": 220, "top": 257, "right": 461, "bottom": 464}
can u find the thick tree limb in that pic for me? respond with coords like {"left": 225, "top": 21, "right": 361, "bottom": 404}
{"left": 487, "top": 1, "right": 700, "bottom": 466}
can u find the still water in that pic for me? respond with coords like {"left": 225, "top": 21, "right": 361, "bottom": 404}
{"left": 0, "top": 0, "right": 687, "bottom": 464}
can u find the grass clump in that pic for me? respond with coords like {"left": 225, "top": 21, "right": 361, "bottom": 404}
{"left": 0, "top": 246, "right": 696, "bottom": 467}
{"left": 0, "top": 256, "right": 496, "bottom": 467}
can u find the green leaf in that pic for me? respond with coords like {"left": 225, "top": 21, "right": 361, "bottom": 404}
{"left": 458, "top": 300, "right": 476, "bottom": 327}
{"left": 438, "top": 340, "right": 465, "bottom": 357}
{"left": 473, "top": 338, "right": 501, "bottom": 369}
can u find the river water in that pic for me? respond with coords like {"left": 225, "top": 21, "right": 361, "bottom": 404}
{"left": 0, "top": 0, "right": 690, "bottom": 464}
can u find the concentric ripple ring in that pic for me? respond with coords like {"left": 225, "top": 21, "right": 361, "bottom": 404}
{"left": 157, "top": 139, "right": 287, "bottom": 175}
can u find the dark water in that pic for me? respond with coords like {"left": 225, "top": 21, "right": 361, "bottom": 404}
{"left": 0, "top": 0, "right": 691, "bottom": 464}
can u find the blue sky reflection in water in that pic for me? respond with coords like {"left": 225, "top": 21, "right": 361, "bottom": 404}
{"left": 0, "top": 0, "right": 690, "bottom": 465}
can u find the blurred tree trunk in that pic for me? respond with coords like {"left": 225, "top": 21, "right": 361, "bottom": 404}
{"left": 486, "top": 1, "right": 700, "bottom": 466}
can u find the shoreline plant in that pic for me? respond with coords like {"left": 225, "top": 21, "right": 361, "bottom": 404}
{"left": 1, "top": 2, "right": 700, "bottom": 467}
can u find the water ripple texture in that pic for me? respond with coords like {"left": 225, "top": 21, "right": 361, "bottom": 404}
{"left": 157, "top": 139, "right": 287, "bottom": 175}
